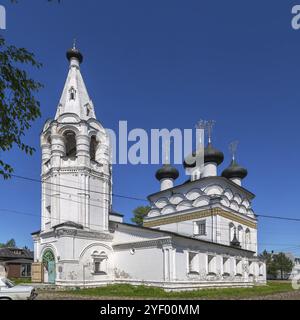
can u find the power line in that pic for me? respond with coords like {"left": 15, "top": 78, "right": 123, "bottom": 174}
{"left": 6, "top": 174, "right": 300, "bottom": 229}
{"left": 256, "top": 214, "right": 300, "bottom": 223}
{"left": 0, "top": 208, "right": 296, "bottom": 247}
{"left": 11, "top": 174, "right": 147, "bottom": 203}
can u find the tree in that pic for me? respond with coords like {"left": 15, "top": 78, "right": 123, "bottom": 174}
{"left": 260, "top": 250, "right": 295, "bottom": 279}
{"left": 273, "top": 253, "right": 294, "bottom": 280}
{"left": 131, "top": 206, "right": 151, "bottom": 226}
{"left": 0, "top": 238, "right": 16, "bottom": 248}
{"left": 0, "top": 1, "right": 61, "bottom": 179}
{"left": 0, "top": 36, "right": 43, "bottom": 178}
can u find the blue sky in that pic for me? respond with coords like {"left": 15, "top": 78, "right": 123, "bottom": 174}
{"left": 0, "top": 0, "right": 300, "bottom": 254}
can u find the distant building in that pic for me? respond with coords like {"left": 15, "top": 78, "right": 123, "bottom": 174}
{"left": 0, "top": 248, "right": 33, "bottom": 278}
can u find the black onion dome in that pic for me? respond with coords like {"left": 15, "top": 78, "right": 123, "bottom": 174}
{"left": 155, "top": 164, "right": 179, "bottom": 181}
{"left": 66, "top": 47, "right": 83, "bottom": 64}
{"left": 204, "top": 142, "right": 224, "bottom": 165}
{"left": 222, "top": 159, "right": 248, "bottom": 180}
{"left": 183, "top": 143, "right": 224, "bottom": 169}
{"left": 183, "top": 151, "right": 197, "bottom": 169}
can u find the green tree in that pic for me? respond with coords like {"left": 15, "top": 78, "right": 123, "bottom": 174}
{"left": 131, "top": 206, "right": 151, "bottom": 226}
{"left": 0, "top": 238, "right": 16, "bottom": 248}
{"left": 0, "top": 1, "right": 61, "bottom": 179}
{"left": 273, "top": 253, "right": 294, "bottom": 280}
{"left": 260, "top": 250, "right": 295, "bottom": 279}
{"left": 0, "top": 36, "right": 42, "bottom": 178}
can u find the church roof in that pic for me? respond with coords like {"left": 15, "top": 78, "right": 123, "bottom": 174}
{"left": 55, "top": 45, "right": 96, "bottom": 121}
{"left": 147, "top": 176, "right": 255, "bottom": 200}
{"left": 113, "top": 222, "right": 256, "bottom": 254}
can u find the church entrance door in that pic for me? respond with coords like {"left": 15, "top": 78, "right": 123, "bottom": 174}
{"left": 42, "top": 249, "right": 56, "bottom": 284}
{"left": 48, "top": 261, "right": 56, "bottom": 284}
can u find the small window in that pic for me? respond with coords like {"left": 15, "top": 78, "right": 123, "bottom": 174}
{"left": 85, "top": 103, "right": 91, "bottom": 116}
{"left": 69, "top": 87, "right": 76, "bottom": 101}
{"left": 194, "top": 220, "right": 206, "bottom": 236}
{"left": 249, "top": 261, "right": 254, "bottom": 276}
{"left": 92, "top": 251, "right": 108, "bottom": 275}
{"left": 94, "top": 261, "right": 101, "bottom": 274}
{"left": 90, "top": 136, "right": 98, "bottom": 161}
{"left": 64, "top": 131, "right": 77, "bottom": 157}
{"left": 188, "top": 252, "right": 199, "bottom": 274}
{"left": 21, "top": 264, "right": 31, "bottom": 278}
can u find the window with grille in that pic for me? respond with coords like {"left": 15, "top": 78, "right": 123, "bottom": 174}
{"left": 194, "top": 220, "right": 206, "bottom": 236}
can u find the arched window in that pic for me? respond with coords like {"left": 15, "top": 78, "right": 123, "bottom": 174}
{"left": 69, "top": 87, "right": 76, "bottom": 101}
{"left": 90, "top": 135, "right": 98, "bottom": 161}
{"left": 64, "top": 131, "right": 77, "bottom": 157}
{"left": 229, "top": 223, "right": 235, "bottom": 243}
{"left": 245, "top": 229, "right": 251, "bottom": 250}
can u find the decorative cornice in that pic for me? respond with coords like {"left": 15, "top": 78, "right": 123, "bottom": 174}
{"left": 40, "top": 228, "right": 113, "bottom": 241}
{"left": 113, "top": 237, "right": 173, "bottom": 250}
{"left": 143, "top": 207, "right": 257, "bottom": 229}
{"left": 42, "top": 167, "right": 110, "bottom": 180}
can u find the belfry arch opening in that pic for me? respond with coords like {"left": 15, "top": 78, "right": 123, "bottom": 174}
{"left": 90, "top": 135, "right": 98, "bottom": 161}
{"left": 64, "top": 131, "right": 77, "bottom": 157}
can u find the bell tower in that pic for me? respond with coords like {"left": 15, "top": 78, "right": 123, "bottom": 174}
{"left": 40, "top": 45, "right": 112, "bottom": 233}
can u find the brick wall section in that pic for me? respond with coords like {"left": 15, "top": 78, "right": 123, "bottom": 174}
{"left": 6, "top": 264, "right": 21, "bottom": 278}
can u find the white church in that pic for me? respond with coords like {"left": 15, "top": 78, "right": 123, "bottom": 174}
{"left": 32, "top": 46, "right": 266, "bottom": 290}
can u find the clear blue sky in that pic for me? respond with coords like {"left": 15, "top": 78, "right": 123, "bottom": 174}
{"left": 0, "top": 0, "right": 299, "bottom": 255}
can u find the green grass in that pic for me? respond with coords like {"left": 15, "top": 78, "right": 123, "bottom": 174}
{"left": 9, "top": 278, "right": 32, "bottom": 285}
{"left": 63, "top": 281, "right": 294, "bottom": 299}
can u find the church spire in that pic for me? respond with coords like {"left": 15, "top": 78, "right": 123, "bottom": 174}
{"left": 55, "top": 43, "right": 96, "bottom": 120}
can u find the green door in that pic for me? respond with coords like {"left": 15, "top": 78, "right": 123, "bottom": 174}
{"left": 42, "top": 249, "right": 56, "bottom": 284}
{"left": 48, "top": 261, "right": 56, "bottom": 284}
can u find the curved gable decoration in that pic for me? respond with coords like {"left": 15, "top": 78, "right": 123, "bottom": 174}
{"left": 220, "top": 196, "right": 230, "bottom": 207}
{"left": 169, "top": 194, "right": 185, "bottom": 205}
{"left": 239, "top": 205, "right": 247, "bottom": 214}
{"left": 154, "top": 198, "right": 169, "bottom": 209}
{"left": 147, "top": 209, "right": 161, "bottom": 217}
{"left": 204, "top": 185, "right": 224, "bottom": 196}
{"left": 233, "top": 194, "right": 242, "bottom": 205}
{"left": 186, "top": 188, "right": 202, "bottom": 201}
{"left": 242, "top": 199, "right": 250, "bottom": 209}
{"left": 161, "top": 205, "right": 175, "bottom": 215}
{"left": 193, "top": 195, "right": 210, "bottom": 208}
{"left": 224, "top": 189, "right": 234, "bottom": 201}
{"left": 176, "top": 200, "right": 192, "bottom": 211}
{"left": 230, "top": 200, "right": 239, "bottom": 212}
